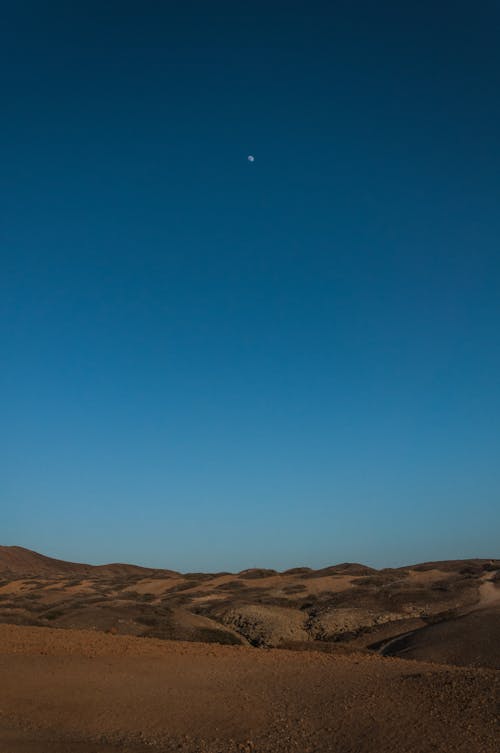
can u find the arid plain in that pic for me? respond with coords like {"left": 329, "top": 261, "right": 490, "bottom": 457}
{"left": 1, "top": 545, "right": 499, "bottom": 752}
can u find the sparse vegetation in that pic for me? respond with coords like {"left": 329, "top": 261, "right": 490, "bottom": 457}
{"left": 45, "top": 609, "right": 65, "bottom": 620}
{"left": 0, "top": 547, "right": 498, "bottom": 661}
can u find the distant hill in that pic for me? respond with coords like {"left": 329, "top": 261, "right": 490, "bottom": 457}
{"left": 0, "top": 545, "right": 175, "bottom": 578}
{"left": 1, "top": 545, "right": 497, "bottom": 580}
{"left": 0, "top": 545, "right": 499, "bottom": 667}
{"left": 0, "top": 546, "right": 383, "bottom": 580}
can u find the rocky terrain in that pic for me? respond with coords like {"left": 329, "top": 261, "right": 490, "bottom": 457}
{"left": 1, "top": 546, "right": 499, "bottom": 666}
{"left": 1, "top": 546, "right": 499, "bottom": 752}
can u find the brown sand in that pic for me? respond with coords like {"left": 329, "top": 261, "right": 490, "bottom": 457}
{"left": 0, "top": 623, "right": 498, "bottom": 753}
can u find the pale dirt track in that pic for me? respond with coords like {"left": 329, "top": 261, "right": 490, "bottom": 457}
{"left": 478, "top": 572, "right": 500, "bottom": 608}
{"left": 0, "top": 624, "right": 499, "bottom": 753}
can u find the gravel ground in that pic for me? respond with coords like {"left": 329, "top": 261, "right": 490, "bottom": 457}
{"left": 0, "top": 623, "right": 498, "bottom": 753}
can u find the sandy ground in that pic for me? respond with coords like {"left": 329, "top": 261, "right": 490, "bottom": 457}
{"left": 478, "top": 572, "right": 500, "bottom": 607}
{"left": 0, "top": 623, "right": 498, "bottom": 753}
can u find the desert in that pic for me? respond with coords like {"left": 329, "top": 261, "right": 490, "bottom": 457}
{"left": 1, "top": 546, "right": 499, "bottom": 752}
{"left": 4, "top": 2, "right": 500, "bottom": 751}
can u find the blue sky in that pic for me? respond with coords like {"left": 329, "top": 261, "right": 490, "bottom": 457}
{"left": 2, "top": 2, "right": 499, "bottom": 570}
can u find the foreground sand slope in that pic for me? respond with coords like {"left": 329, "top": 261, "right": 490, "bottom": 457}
{"left": 0, "top": 624, "right": 498, "bottom": 753}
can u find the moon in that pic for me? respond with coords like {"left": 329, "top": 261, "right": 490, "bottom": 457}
{"left": 247, "top": 155, "right": 255, "bottom": 162}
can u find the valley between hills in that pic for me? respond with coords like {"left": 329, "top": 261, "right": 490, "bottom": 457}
{"left": 1, "top": 546, "right": 499, "bottom": 752}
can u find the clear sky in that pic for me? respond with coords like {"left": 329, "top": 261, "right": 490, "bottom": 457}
{"left": 2, "top": 2, "right": 499, "bottom": 571}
